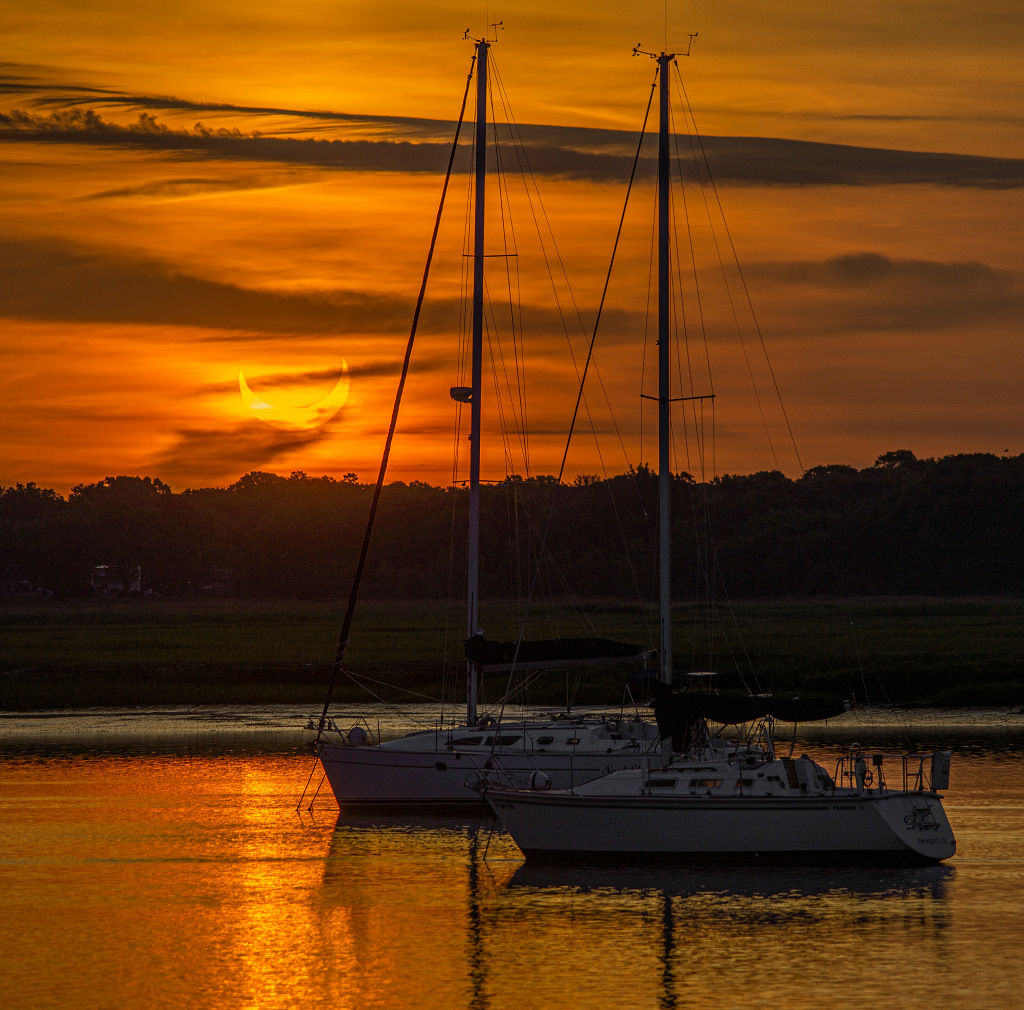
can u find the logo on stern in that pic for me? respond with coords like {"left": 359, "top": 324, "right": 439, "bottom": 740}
{"left": 904, "top": 807, "right": 940, "bottom": 831}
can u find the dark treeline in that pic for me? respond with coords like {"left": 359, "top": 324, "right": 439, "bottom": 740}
{"left": 2, "top": 449, "right": 1023, "bottom": 601}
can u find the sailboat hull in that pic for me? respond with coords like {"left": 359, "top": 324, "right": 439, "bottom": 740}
{"left": 319, "top": 742, "right": 487, "bottom": 806}
{"left": 318, "top": 732, "right": 659, "bottom": 807}
{"left": 487, "top": 789, "right": 956, "bottom": 865}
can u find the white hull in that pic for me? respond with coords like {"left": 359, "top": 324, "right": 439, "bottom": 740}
{"left": 486, "top": 753, "right": 957, "bottom": 865}
{"left": 489, "top": 789, "right": 955, "bottom": 864}
{"left": 318, "top": 719, "right": 661, "bottom": 806}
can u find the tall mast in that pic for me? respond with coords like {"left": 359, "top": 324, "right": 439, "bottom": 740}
{"left": 657, "top": 53, "right": 672, "bottom": 686}
{"left": 466, "top": 38, "right": 489, "bottom": 725}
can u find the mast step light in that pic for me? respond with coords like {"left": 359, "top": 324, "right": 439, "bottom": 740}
{"left": 450, "top": 386, "right": 473, "bottom": 403}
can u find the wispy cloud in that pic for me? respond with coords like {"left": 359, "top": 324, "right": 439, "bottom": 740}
{"left": 754, "top": 252, "right": 1018, "bottom": 289}
{"left": 3, "top": 100, "right": 1022, "bottom": 188}
{"left": 195, "top": 356, "right": 449, "bottom": 396}
{"left": 4, "top": 235, "right": 1016, "bottom": 346}
{"left": 0, "top": 235, "right": 623, "bottom": 342}
{"left": 0, "top": 70, "right": 466, "bottom": 138}
{"left": 0, "top": 235, "right": 418, "bottom": 334}
{"left": 692, "top": 103, "right": 1024, "bottom": 128}
{"left": 749, "top": 252, "right": 1024, "bottom": 334}
{"left": 81, "top": 175, "right": 276, "bottom": 201}
{"left": 147, "top": 420, "right": 331, "bottom": 485}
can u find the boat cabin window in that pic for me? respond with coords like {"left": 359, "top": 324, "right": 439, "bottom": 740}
{"left": 484, "top": 735, "right": 522, "bottom": 747}
{"left": 647, "top": 778, "right": 678, "bottom": 788}
{"left": 536, "top": 736, "right": 554, "bottom": 745}
{"left": 566, "top": 738, "right": 580, "bottom": 746}
{"left": 691, "top": 779, "right": 723, "bottom": 788}
{"left": 451, "top": 737, "right": 483, "bottom": 746}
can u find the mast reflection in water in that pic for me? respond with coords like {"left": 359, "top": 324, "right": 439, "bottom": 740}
{"left": 506, "top": 864, "right": 953, "bottom": 1010}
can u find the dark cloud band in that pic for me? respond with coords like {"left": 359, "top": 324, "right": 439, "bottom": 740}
{"left": 2, "top": 103, "right": 1022, "bottom": 189}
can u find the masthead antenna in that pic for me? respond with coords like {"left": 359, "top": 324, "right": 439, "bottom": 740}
{"left": 465, "top": 19, "right": 503, "bottom": 44}
{"left": 632, "top": 31, "right": 698, "bottom": 61}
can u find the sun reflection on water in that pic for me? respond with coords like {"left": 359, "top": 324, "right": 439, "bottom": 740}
{"left": 1, "top": 746, "right": 1023, "bottom": 1008}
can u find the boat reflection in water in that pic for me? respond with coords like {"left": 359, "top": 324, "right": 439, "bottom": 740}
{"left": 506, "top": 863, "right": 953, "bottom": 1009}
{"left": 318, "top": 811, "right": 955, "bottom": 1009}
{"left": 319, "top": 813, "right": 515, "bottom": 1009}
{"left": 507, "top": 860, "right": 955, "bottom": 903}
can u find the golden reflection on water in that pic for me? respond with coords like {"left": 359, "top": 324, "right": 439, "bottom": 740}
{"left": 2, "top": 749, "right": 1023, "bottom": 1009}
{"left": 498, "top": 867, "right": 955, "bottom": 1007}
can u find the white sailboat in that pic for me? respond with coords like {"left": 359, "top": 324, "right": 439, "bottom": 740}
{"left": 484, "top": 47, "right": 957, "bottom": 864}
{"left": 315, "top": 33, "right": 661, "bottom": 807}
{"left": 488, "top": 705, "right": 956, "bottom": 864}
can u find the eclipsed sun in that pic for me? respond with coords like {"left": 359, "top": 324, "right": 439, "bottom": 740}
{"left": 238, "top": 362, "right": 350, "bottom": 431}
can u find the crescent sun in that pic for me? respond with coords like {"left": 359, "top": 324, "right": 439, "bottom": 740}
{"left": 238, "top": 361, "right": 350, "bottom": 432}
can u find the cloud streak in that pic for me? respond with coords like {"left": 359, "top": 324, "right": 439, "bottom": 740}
{"left": 195, "top": 356, "right": 450, "bottom": 396}
{"left": 2, "top": 237, "right": 1019, "bottom": 346}
{"left": 147, "top": 420, "right": 331, "bottom": 485}
{"left": 749, "top": 252, "right": 1024, "bottom": 335}
{"left": 3, "top": 104, "right": 1022, "bottom": 189}
{"left": 0, "top": 236, "right": 417, "bottom": 335}
{"left": 0, "top": 72, "right": 458, "bottom": 139}
{"left": 80, "top": 175, "right": 276, "bottom": 201}
{"left": 0, "top": 235, "right": 623, "bottom": 342}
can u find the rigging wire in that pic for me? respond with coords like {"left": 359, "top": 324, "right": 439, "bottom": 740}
{"left": 489, "top": 88, "right": 530, "bottom": 475}
{"left": 625, "top": 60, "right": 767, "bottom": 693}
{"left": 672, "top": 61, "right": 804, "bottom": 474}
{"left": 487, "top": 69, "right": 661, "bottom": 736}
{"left": 638, "top": 187, "right": 658, "bottom": 472}
{"left": 486, "top": 102, "right": 530, "bottom": 473}
{"left": 340, "top": 671, "right": 449, "bottom": 706}
{"left": 667, "top": 92, "right": 725, "bottom": 676}
{"left": 669, "top": 99, "right": 715, "bottom": 463}
{"left": 484, "top": 300, "right": 518, "bottom": 475}
{"left": 489, "top": 61, "right": 632, "bottom": 477}
{"left": 312, "top": 55, "right": 476, "bottom": 746}
{"left": 482, "top": 58, "right": 657, "bottom": 656}
{"left": 489, "top": 64, "right": 655, "bottom": 649}
{"left": 440, "top": 139, "right": 481, "bottom": 726}
{"left": 669, "top": 62, "right": 901, "bottom": 718}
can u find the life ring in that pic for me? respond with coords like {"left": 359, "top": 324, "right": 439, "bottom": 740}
{"left": 854, "top": 757, "right": 872, "bottom": 788}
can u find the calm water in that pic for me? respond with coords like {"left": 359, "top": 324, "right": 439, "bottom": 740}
{"left": 2, "top": 709, "right": 1024, "bottom": 1009}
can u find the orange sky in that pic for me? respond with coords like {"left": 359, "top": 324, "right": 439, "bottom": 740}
{"left": 2, "top": 1, "right": 1022, "bottom": 493}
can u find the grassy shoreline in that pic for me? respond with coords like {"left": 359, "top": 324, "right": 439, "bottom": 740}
{"left": 2, "top": 596, "right": 1022, "bottom": 710}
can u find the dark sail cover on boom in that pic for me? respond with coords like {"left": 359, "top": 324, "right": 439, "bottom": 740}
{"left": 653, "top": 681, "right": 848, "bottom": 741}
{"left": 465, "top": 634, "right": 648, "bottom": 672}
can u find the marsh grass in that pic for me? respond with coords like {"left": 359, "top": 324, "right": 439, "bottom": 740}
{"left": 1, "top": 596, "right": 1022, "bottom": 710}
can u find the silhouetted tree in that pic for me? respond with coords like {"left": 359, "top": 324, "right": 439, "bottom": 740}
{"left": 3, "top": 452, "right": 1023, "bottom": 600}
